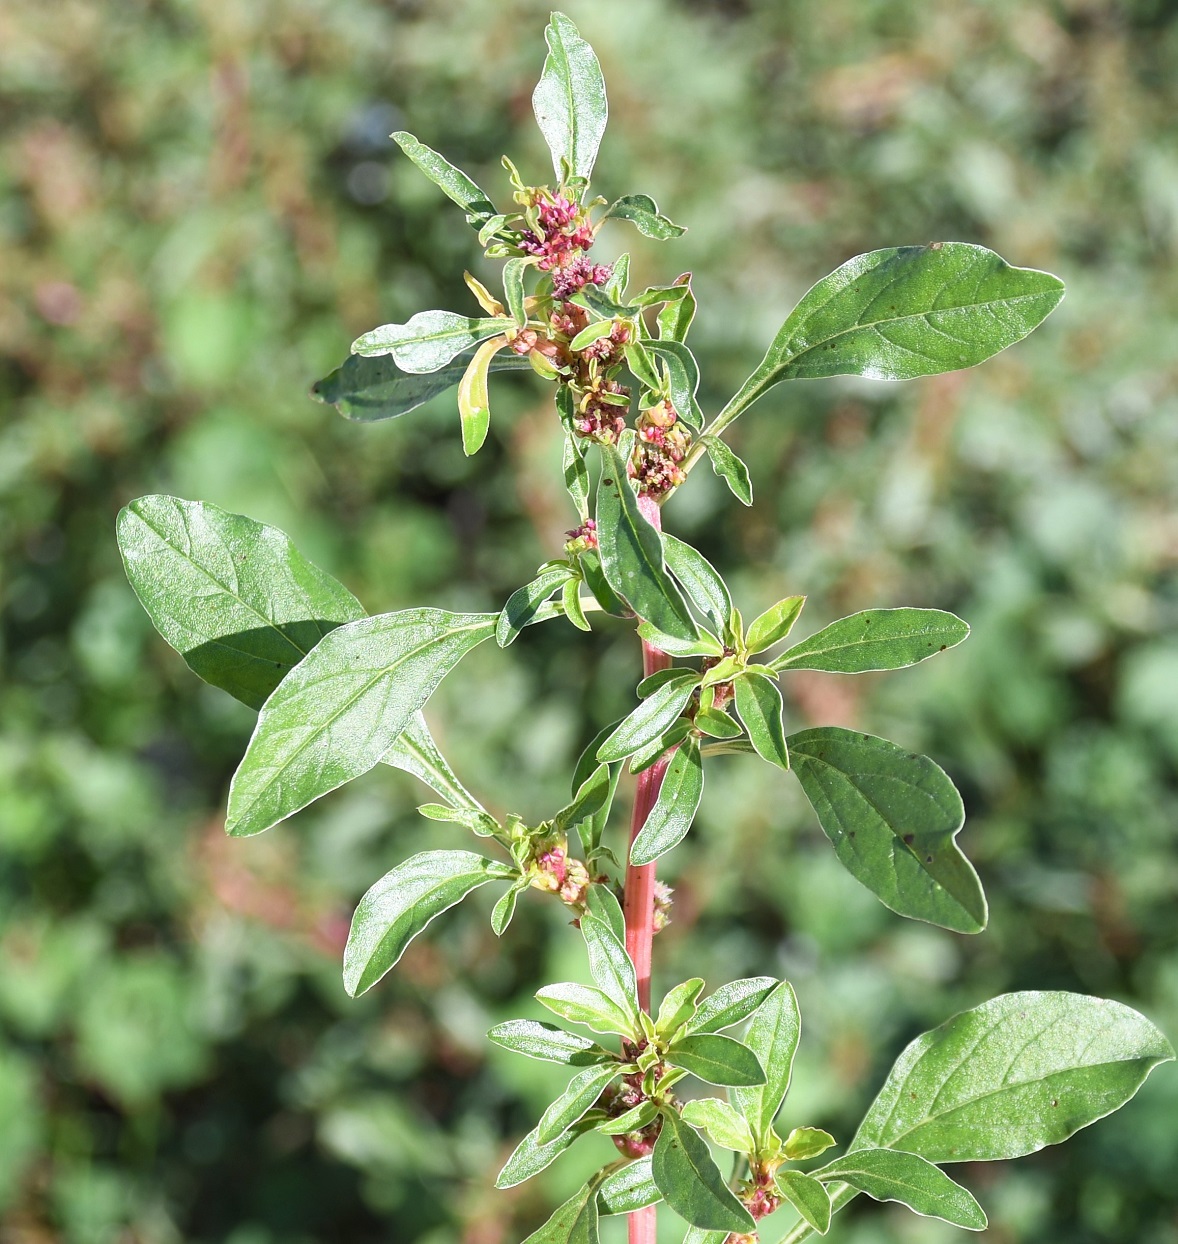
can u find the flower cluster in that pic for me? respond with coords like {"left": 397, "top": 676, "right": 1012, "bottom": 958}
{"left": 519, "top": 191, "right": 611, "bottom": 297}
{"left": 630, "top": 399, "right": 691, "bottom": 496}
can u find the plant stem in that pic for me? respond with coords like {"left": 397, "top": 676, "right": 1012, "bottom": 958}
{"left": 623, "top": 492, "right": 672, "bottom": 1244}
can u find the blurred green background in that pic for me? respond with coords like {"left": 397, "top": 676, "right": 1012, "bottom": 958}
{"left": 2, "top": 0, "right": 1176, "bottom": 1241}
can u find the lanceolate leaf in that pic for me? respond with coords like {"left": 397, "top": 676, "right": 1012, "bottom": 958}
{"left": 595, "top": 444, "right": 699, "bottom": 642}
{"left": 391, "top": 131, "right": 501, "bottom": 232}
{"left": 851, "top": 992, "right": 1175, "bottom": 1162}
{"left": 816, "top": 1150, "right": 986, "bottom": 1230}
{"left": 226, "top": 609, "right": 497, "bottom": 837}
{"left": 458, "top": 334, "right": 509, "bottom": 454}
{"left": 502, "top": 257, "right": 529, "bottom": 327}
{"left": 343, "top": 851, "right": 512, "bottom": 996}
{"left": 776, "top": 1170, "right": 832, "bottom": 1235}
{"left": 583, "top": 883, "right": 626, "bottom": 945}
{"left": 603, "top": 193, "right": 686, "bottom": 240}
{"left": 732, "top": 980, "right": 801, "bottom": 1142}
{"left": 773, "top": 608, "right": 969, "bottom": 674}
{"left": 532, "top": 12, "right": 607, "bottom": 184}
{"left": 488, "top": 1019, "right": 611, "bottom": 1068}
{"left": 311, "top": 349, "right": 530, "bottom": 423}
{"left": 668, "top": 1033, "right": 766, "bottom": 1087}
{"left": 580, "top": 913, "right": 640, "bottom": 1022}
{"left": 535, "top": 982, "right": 637, "bottom": 1037}
{"left": 597, "top": 1158, "right": 660, "bottom": 1215}
{"left": 788, "top": 728, "right": 987, "bottom": 934}
{"left": 497, "top": 1118, "right": 595, "bottom": 1188}
{"left": 724, "top": 243, "right": 1065, "bottom": 411}
{"left": 687, "top": 977, "right": 777, "bottom": 1035}
{"left": 537, "top": 1064, "right": 620, "bottom": 1144}
{"left": 352, "top": 310, "right": 505, "bottom": 373}
{"left": 629, "top": 737, "right": 705, "bottom": 866}
{"left": 657, "top": 275, "right": 696, "bottom": 344}
{"left": 734, "top": 673, "right": 790, "bottom": 770}
{"left": 656, "top": 978, "right": 705, "bottom": 1042}
{"left": 646, "top": 339, "right": 703, "bottom": 428}
{"left": 491, "top": 883, "right": 523, "bottom": 935}
{"left": 555, "top": 763, "right": 613, "bottom": 832}
{"left": 522, "top": 1180, "right": 601, "bottom": 1244}
{"left": 117, "top": 496, "right": 365, "bottom": 710}
{"left": 745, "top": 595, "right": 806, "bottom": 654}
{"left": 382, "top": 712, "right": 485, "bottom": 811}
{"left": 652, "top": 1110, "right": 755, "bottom": 1233}
{"left": 497, "top": 565, "right": 575, "bottom": 647}
{"left": 597, "top": 672, "right": 698, "bottom": 762}
{"left": 701, "top": 436, "right": 753, "bottom": 505}
{"left": 663, "top": 533, "right": 734, "bottom": 638}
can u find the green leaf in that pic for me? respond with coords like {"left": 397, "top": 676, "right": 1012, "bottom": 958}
{"left": 226, "top": 609, "right": 497, "bottom": 837}
{"left": 458, "top": 334, "right": 508, "bottom": 455}
{"left": 538, "top": 1064, "right": 620, "bottom": 1145}
{"left": 597, "top": 672, "right": 699, "bottom": 762}
{"left": 536, "top": 982, "right": 638, "bottom": 1037}
{"left": 562, "top": 425, "right": 590, "bottom": 520}
{"left": 488, "top": 1019, "right": 612, "bottom": 1067}
{"left": 491, "top": 882, "right": 524, "bottom": 935}
{"left": 624, "top": 339, "right": 663, "bottom": 392}
{"left": 497, "top": 1118, "right": 595, "bottom": 1188}
{"left": 635, "top": 622, "right": 723, "bottom": 659}
{"left": 662, "top": 534, "right": 734, "bottom": 638}
{"left": 816, "top": 1149, "right": 986, "bottom": 1230}
{"left": 584, "top": 883, "right": 626, "bottom": 945}
{"left": 694, "top": 708, "right": 742, "bottom": 740}
{"left": 580, "top": 552, "right": 627, "bottom": 617}
{"left": 745, "top": 596, "right": 806, "bottom": 654}
{"left": 772, "top": 608, "right": 969, "bottom": 673}
{"left": 555, "top": 764, "right": 613, "bottom": 833}
{"left": 784, "top": 1126, "right": 837, "bottom": 1161}
{"left": 628, "top": 720, "right": 693, "bottom": 776}
{"left": 603, "top": 193, "right": 686, "bottom": 240}
{"left": 572, "top": 319, "right": 617, "bottom": 352}
{"left": 732, "top": 981, "right": 801, "bottom": 1141}
{"left": 594, "top": 1100, "right": 659, "bottom": 1135}
{"left": 701, "top": 436, "right": 752, "bottom": 505}
{"left": 522, "top": 1179, "right": 601, "bottom": 1244}
{"left": 776, "top": 1170, "right": 832, "bottom": 1235}
{"left": 497, "top": 566, "right": 575, "bottom": 647}
{"left": 532, "top": 12, "right": 607, "bottom": 184}
{"left": 788, "top": 728, "right": 987, "bottom": 933}
{"left": 656, "top": 978, "right": 705, "bottom": 1042}
{"left": 652, "top": 1109, "right": 755, "bottom": 1233}
{"left": 561, "top": 577, "right": 591, "bottom": 631}
{"left": 667, "top": 1033, "right": 766, "bottom": 1088}
{"left": 383, "top": 711, "right": 485, "bottom": 810}
{"left": 503, "top": 257, "right": 529, "bottom": 327}
{"left": 645, "top": 339, "right": 703, "bottom": 429}
{"left": 681, "top": 1232, "right": 728, "bottom": 1244}
{"left": 679, "top": 1098, "right": 755, "bottom": 1153}
{"left": 851, "top": 992, "right": 1175, "bottom": 1162}
{"left": 597, "top": 1158, "right": 660, "bottom": 1215}
{"left": 343, "top": 851, "right": 511, "bottom": 996}
{"left": 117, "top": 496, "right": 366, "bottom": 711}
{"left": 686, "top": 977, "right": 777, "bottom": 1035}
{"left": 580, "top": 913, "right": 640, "bottom": 1022}
{"left": 629, "top": 737, "right": 705, "bottom": 866}
{"left": 734, "top": 673, "right": 790, "bottom": 770}
{"left": 417, "top": 802, "right": 499, "bottom": 836}
{"left": 604, "top": 253, "right": 630, "bottom": 300}
{"left": 391, "top": 131, "right": 501, "bottom": 232}
{"left": 352, "top": 310, "right": 505, "bottom": 373}
{"left": 657, "top": 276, "right": 696, "bottom": 344}
{"left": 311, "top": 349, "right": 532, "bottom": 423}
{"left": 727, "top": 243, "right": 1065, "bottom": 404}
{"left": 595, "top": 443, "right": 699, "bottom": 642}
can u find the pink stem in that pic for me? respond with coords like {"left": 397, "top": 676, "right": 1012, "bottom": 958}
{"left": 623, "top": 493, "right": 670, "bottom": 1244}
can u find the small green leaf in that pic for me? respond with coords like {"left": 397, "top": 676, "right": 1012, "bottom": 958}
{"left": 491, "top": 883, "right": 524, "bottom": 935}
{"left": 594, "top": 1100, "right": 659, "bottom": 1135}
{"left": 645, "top": 339, "right": 703, "bottom": 428}
{"left": 629, "top": 737, "right": 704, "bottom": 866}
{"left": 784, "top": 1126, "right": 837, "bottom": 1161}
{"left": 816, "top": 1149, "right": 986, "bottom": 1230}
{"left": 352, "top": 310, "right": 505, "bottom": 373}
{"left": 538, "top": 1064, "right": 620, "bottom": 1144}
{"left": 701, "top": 436, "right": 752, "bottom": 505}
{"left": 343, "top": 851, "right": 512, "bottom": 996}
{"left": 570, "top": 318, "right": 616, "bottom": 352}
{"left": 458, "top": 334, "right": 508, "bottom": 455}
{"left": 603, "top": 193, "right": 686, "bottom": 240}
{"left": 488, "top": 1019, "right": 613, "bottom": 1067}
{"left": 584, "top": 884, "right": 626, "bottom": 945}
{"left": 522, "top": 1179, "right": 602, "bottom": 1244}
{"left": 668, "top": 1033, "right": 766, "bottom": 1088}
{"left": 417, "top": 803, "right": 499, "bottom": 836}
{"left": 732, "top": 981, "right": 801, "bottom": 1141}
{"left": 562, "top": 424, "right": 591, "bottom": 520}
{"left": 117, "top": 496, "right": 365, "bottom": 711}
{"left": 579, "top": 552, "right": 628, "bottom": 617}
{"left": 597, "top": 672, "right": 699, "bottom": 762}
{"left": 694, "top": 708, "right": 742, "bottom": 739}
{"left": 555, "top": 764, "right": 613, "bottom": 833}
{"left": 624, "top": 339, "right": 663, "bottom": 392}
{"left": 383, "top": 711, "right": 485, "bottom": 811}
{"left": 595, "top": 444, "right": 699, "bottom": 642}
{"left": 391, "top": 131, "right": 501, "bottom": 232}
{"left": 497, "top": 1118, "right": 595, "bottom": 1188}
{"left": 776, "top": 1170, "right": 832, "bottom": 1235}
{"left": 635, "top": 622, "right": 723, "bottom": 658}
{"left": 657, "top": 276, "right": 696, "bottom": 344}
{"left": 734, "top": 673, "right": 790, "bottom": 770}
{"left": 745, "top": 596, "right": 806, "bottom": 654}
{"left": 604, "top": 253, "right": 630, "bottom": 300}
{"left": 498, "top": 566, "right": 575, "bottom": 647}
{"left": 851, "top": 992, "right": 1175, "bottom": 1162}
{"left": 580, "top": 914, "right": 640, "bottom": 1022}
{"left": 536, "top": 982, "right": 638, "bottom": 1037}
{"left": 772, "top": 608, "right": 969, "bottom": 673}
{"left": 628, "top": 720, "right": 693, "bottom": 776}
{"left": 503, "top": 257, "right": 529, "bottom": 327}
{"left": 662, "top": 534, "right": 734, "bottom": 638}
{"left": 226, "top": 610, "right": 497, "bottom": 837}
{"left": 652, "top": 1109, "right": 755, "bottom": 1233}
{"left": 597, "top": 1158, "right": 660, "bottom": 1215}
{"left": 680, "top": 1098, "right": 755, "bottom": 1153}
{"left": 561, "top": 577, "right": 592, "bottom": 631}
{"left": 655, "top": 978, "right": 705, "bottom": 1042}
{"left": 788, "top": 728, "right": 987, "bottom": 933}
{"left": 687, "top": 977, "right": 778, "bottom": 1035}
{"left": 532, "top": 12, "right": 607, "bottom": 184}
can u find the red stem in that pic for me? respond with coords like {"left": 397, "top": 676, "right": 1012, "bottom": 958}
{"left": 623, "top": 493, "right": 671, "bottom": 1244}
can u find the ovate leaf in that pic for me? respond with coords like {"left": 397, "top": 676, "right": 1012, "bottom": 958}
{"left": 343, "top": 851, "right": 512, "bottom": 996}
{"left": 851, "top": 992, "right": 1175, "bottom": 1162}
{"left": 352, "top": 310, "right": 505, "bottom": 373}
{"left": 596, "top": 672, "right": 698, "bottom": 762}
{"left": 776, "top": 1170, "right": 832, "bottom": 1235}
{"left": 522, "top": 1180, "right": 601, "bottom": 1244}
{"left": 662, "top": 533, "right": 734, "bottom": 638}
{"left": 734, "top": 673, "right": 790, "bottom": 770}
{"left": 391, "top": 131, "right": 501, "bottom": 232}
{"left": 816, "top": 1150, "right": 986, "bottom": 1230}
{"left": 679, "top": 1098, "right": 755, "bottom": 1153}
{"left": 488, "top": 1020, "right": 613, "bottom": 1067}
{"left": 384, "top": 712, "right": 484, "bottom": 810}
{"left": 603, "top": 193, "right": 686, "bottom": 240}
{"left": 497, "top": 565, "right": 574, "bottom": 647}
{"left": 117, "top": 495, "right": 365, "bottom": 710}
{"left": 652, "top": 1110, "right": 755, "bottom": 1233}
{"left": 667, "top": 1033, "right": 766, "bottom": 1088}
{"left": 226, "top": 609, "right": 497, "bottom": 837}
{"left": 686, "top": 977, "right": 777, "bottom": 1035}
{"left": 784, "top": 1126, "right": 837, "bottom": 1161}
{"left": 745, "top": 596, "right": 806, "bottom": 654}
{"left": 788, "top": 728, "right": 986, "bottom": 934}
{"left": 629, "top": 737, "right": 705, "bottom": 866}
{"left": 773, "top": 608, "right": 969, "bottom": 673}
{"left": 701, "top": 436, "right": 752, "bottom": 505}
{"left": 732, "top": 980, "right": 801, "bottom": 1142}
{"left": 532, "top": 12, "right": 607, "bottom": 184}
{"left": 655, "top": 978, "right": 705, "bottom": 1042}
{"left": 537, "top": 1063, "right": 620, "bottom": 1144}
{"left": 597, "top": 1158, "right": 660, "bottom": 1215}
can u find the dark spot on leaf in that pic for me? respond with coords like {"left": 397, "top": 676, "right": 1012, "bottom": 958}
{"left": 910, "top": 1091, "right": 918, "bottom": 1100}
{"left": 849, "top": 831, "right": 856, "bottom": 839}
{"left": 1051, "top": 1099, "right": 1058, "bottom": 1108}
{"left": 939, "top": 644, "right": 947, "bottom": 651}
{"left": 925, "top": 854, "right": 934, "bottom": 862}
{"left": 603, "top": 478, "right": 614, "bottom": 486}
{"left": 903, "top": 833, "right": 915, "bottom": 845}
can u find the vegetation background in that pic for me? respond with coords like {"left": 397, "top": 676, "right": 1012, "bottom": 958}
{"left": 2, "top": 0, "right": 1176, "bottom": 1241}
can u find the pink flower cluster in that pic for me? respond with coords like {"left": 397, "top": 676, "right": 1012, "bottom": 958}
{"left": 630, "top": 400, "right": 691, "bottom": 496}
{"left": 520, "top": 193, "right": 611, "bottom": 297}
{"left": 572, "top": 377, "right": 629, "bottom": 443}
